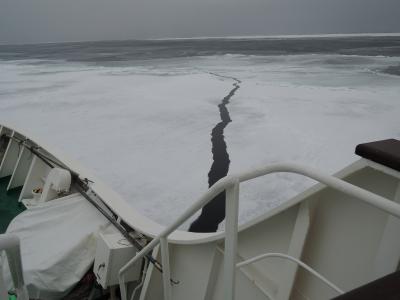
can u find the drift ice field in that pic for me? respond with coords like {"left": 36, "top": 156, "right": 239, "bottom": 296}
{"left": 0, "top": 40, "right": 399, "bottom": 229}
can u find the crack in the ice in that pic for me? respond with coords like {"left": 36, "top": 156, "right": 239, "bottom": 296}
{"left": 189, "top": 72, "right": 241, "bottom": 232}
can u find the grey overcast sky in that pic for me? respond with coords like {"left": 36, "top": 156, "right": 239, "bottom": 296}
{"left": 1, "top": 0, "right": 400, "bottom": 44}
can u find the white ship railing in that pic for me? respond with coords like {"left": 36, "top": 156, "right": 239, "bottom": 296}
{"left": 236, "top": 252, "right": 344, "bottom": 297}
{"left": 0, "top": 234, "right": 29, "bottom": 300}
{"left": 118, "top": 163, "right": 400, "bottom": 300}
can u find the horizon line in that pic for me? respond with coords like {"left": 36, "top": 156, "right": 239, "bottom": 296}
{"left": 1, "top": 32, "right": 400, "bottom": 47}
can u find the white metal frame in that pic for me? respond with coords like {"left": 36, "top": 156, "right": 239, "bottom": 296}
{"left": 236, "top": 252, "right": 344, "bottom": 297}
{"left": 117, "top": 162, "right": 400, "bottom": 300}
{"left": 0, "top": 234, "right": 29, "bottom": 300}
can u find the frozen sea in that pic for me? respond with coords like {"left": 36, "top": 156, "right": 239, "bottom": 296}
{"left": 0, "top": 35, "right": 400, "bottom": 229}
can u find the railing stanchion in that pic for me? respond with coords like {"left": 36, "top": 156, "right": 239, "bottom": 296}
{"left": 0, "top": 234, "right": 29, "bottom": 300}
{"left": 224, "top": 180, "right": 240, "bottom": 300}
{"left": 119, "top": 274, "right": 127, "bottom": 300}
{"left": 160, "top": 236, "right": 172, "bottom": 300}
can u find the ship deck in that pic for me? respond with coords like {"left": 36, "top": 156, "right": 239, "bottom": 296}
{"left": 0, "top": 176, "right": 25, "bottom": 233}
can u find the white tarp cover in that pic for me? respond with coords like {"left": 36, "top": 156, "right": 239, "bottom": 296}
{"left": 1, "top": 193, "right": 110, "bottom": 299}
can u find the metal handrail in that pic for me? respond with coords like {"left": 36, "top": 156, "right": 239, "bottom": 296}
{"left": 236, "top": 252, "right": 344, "bottom": 296}
{"left": 118, "top": 162, "right": 400, "bottom": 300}
{"left": 0, "top": 234, "right": 29, "bottom": 300}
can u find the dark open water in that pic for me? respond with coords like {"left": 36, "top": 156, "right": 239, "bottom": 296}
{"left": 0, "top": 36, "right": 399, "bottom": 62}
{"left": 1, "top": 35, "right": 400, "bottom": 75}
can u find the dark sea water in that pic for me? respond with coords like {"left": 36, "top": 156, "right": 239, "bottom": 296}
{"left": 1, "top": 36, "right": 400, "bottom": 76}
{"left": 0, "top": 36, "right": 400, "bottom": 61}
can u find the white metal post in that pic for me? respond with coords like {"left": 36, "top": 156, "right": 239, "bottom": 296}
{"left": 224, "top": 180, "right": 240, "bottom": 300}
{"left": 160, "top": 237, "right": 172, "bottom": 300}
{"left": 0, "top": 266, "right": 7, "bottom": 300}
{"left": 0, "top": 234, "right": 29, "bottom": 300}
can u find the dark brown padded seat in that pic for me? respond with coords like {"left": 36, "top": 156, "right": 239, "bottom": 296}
{"left": 331, "top": 270, "right": 400, "bottom": 300}
{"left": 355, "top": 139, "right": 400, "bottom": 172}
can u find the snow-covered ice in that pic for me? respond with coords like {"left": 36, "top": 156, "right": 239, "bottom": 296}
{"left": 0, "top": 53, "right": 399, "bottom": 229}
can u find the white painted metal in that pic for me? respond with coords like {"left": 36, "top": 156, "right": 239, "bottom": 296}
{"left": 0, "top": 126, "right": 11, "bottom": 164}
{"left": 223, "top": 180, "right": 240, "bottom": 300}
{"left": 0, "top": 234, "right": 29, "bottom": 300}
{"left": 160, "top": 237, "right": 172, "bottom": 300}
{"left": 363, "top": 158, "right": 400, "bottom": 180}
{"left": 0, "top": 131, "right": 21, "bottom": 178}
{"left": 118, "top": 163, "right": 400, "bottom": 300}
{"left": 236, "top": 253, "right": 344, "bottom": 295}
{"left": 19, "top": 155, "right": 52, "bottom": 202}
{"left": 236, "top": 266, "right": 275, "bottom": 299}
{"left": 139, "top": 246, "right": 161, "bottom": 300}
{"left": 40, "top": 167, "right": 71, "bottom": 203}
{"left": 118, "top": 175, "right": 237, "bottom": 299}
{"left": 204, "top": 248, "right": 224, "bottom": 299}
{"left": 236, "top": 163, "right": 400, "bottom": 218}
{"left": 94, "top": 232, "right": 140, "bottom": 288}
{"left": 373, "top": 182, "right": 400, "bottom": 277}
{"left": 7, "top": 147, "right": 33, "bottom": 190}
{"left": 276, "top": 201, "right": 310, "bottom": 300}
{"left": 0, "top": 264, "right": 7, "bottom": 300}
{"left": 218, "top": 246, "right": 277, "bottom": 299}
